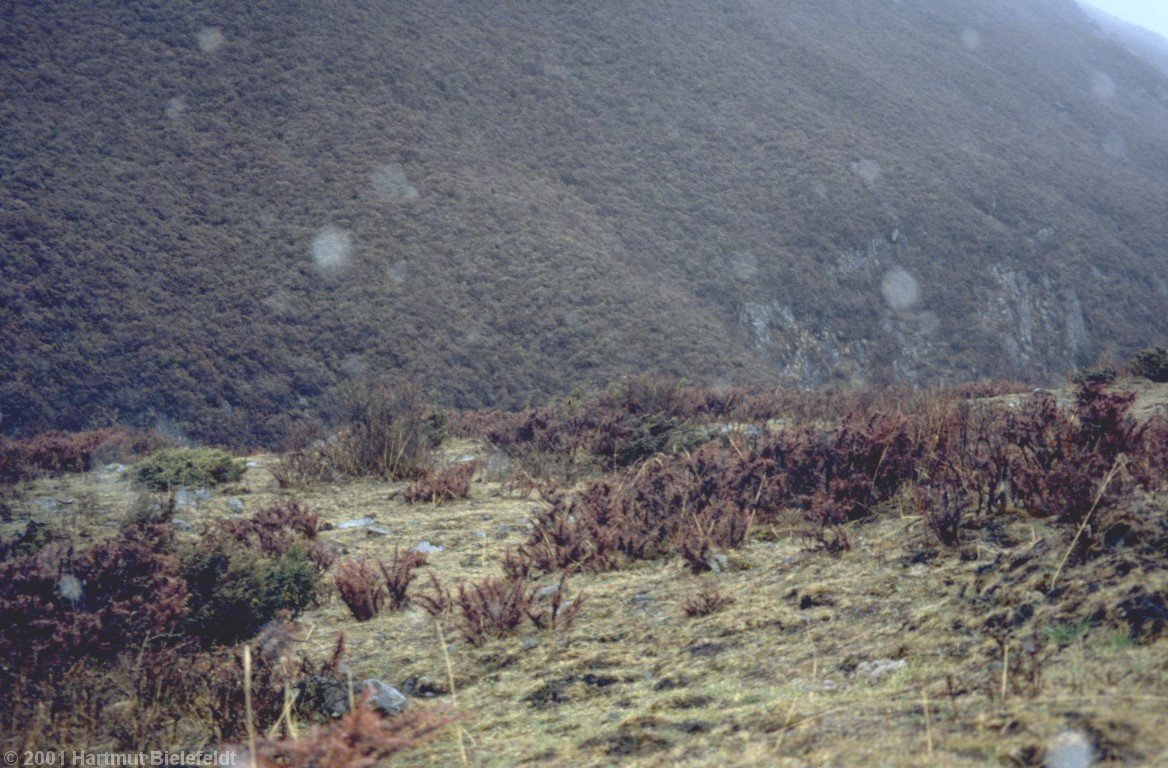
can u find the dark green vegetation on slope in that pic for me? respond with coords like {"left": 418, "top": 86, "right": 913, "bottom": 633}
{"left": 4, "top": 0, "right": 1168, "bottom": 444}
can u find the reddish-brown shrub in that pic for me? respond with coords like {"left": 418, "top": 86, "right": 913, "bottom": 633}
{"left": 335, "top": 559, "right": 384, "bottom": 621}
{"left": 681, "top": 586, "right": 735, "bottom": 617}
{"left": 402, "top": 462, "right": 476, "bottom": 504}
{"left": 526, "top": 575, "right": 586, "bottom": 632}
{"left": 413, "top": 572, "right": 452, "bottom": 618}
{"left": 217, "top": 501, "right": 321, "bottom": 559}
{"left": 0, "top": 521, "right": 188, "bottom": 688}
{"left": 455, "top": 576, "right": 533, "bottom": 646}
{"left": 252, "top": 692, "right": 451, "bottom": 768}
{"left": 379, "top": 548, "right": 427, "bottom": 610}
{"left": 0, "top": 427, "right": 167, "bottom": 484}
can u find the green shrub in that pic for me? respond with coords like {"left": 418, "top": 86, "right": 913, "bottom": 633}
{"left": 1071, "top": 366, "right": 1117, "bottom": 386}
{"left": 181, "top": 539, "right": 319, "bottom": 646}
{"left": 613, "top": 414, "right": 708, "bottom": 467}
{"left": 1129, "top": 347, "right": 1168, "bottom": 383}
{"left": 133, "top": 447, "right": 245, "bottom": 491}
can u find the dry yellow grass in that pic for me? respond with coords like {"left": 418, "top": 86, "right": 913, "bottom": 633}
{"left": 5, "top": 431, "right": 1168, "bottom": 767}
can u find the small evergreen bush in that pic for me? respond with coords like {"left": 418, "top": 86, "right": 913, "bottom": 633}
{"left": 1130, "top": 347, "right": 1168, "bottom": 383}
{"left": 133, "top": 447, "right": 245, "bottom": 490}
{"left": 181, "top": 538, "right": 319, "bottom": 646}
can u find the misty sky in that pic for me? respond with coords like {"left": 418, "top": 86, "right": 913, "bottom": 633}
{"left": 1078, "top": 0, "right": 1168, "bottom": 40}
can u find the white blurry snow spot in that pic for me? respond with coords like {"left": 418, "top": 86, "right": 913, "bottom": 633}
{"left": 385, "top": 262, "right": 408, "bottom": 284}
{"left": 881, "top": 267, "right": 920, "bottom": 311}
{"left": 152, "top": 415, "right": 190, "bottom": 446}
{"left": 852, "top": 158, "right": 881, "bottom": 186}
{"left": 371, "top": 165, "right": 418, "bottom": 202}
{"left": 196, "top": 27, "right": 226, "bottom": 54}
{"left": 917, "top": 311, "right": 940, "bottom": 334}
{"left": 165, "top": 96, "right": 186, "bottom": 120}
{"left": 341, "top": 354, "right": 369, "bottom": 378}
{"left": 1102, "top": 132, "right": 1126, "bottom": 159}
{"left": 961, "top": 28, "right": 980, "bottom": 51}
{"left": 58, "top": 574, "right": 83, "bottom": 603}
{"left": 312, "top": 226, "right": 352, "bottom": 272}
{"left": 1091, "top": 71, "right": 1116, "bottom": 100}
{"left": 1044, "top": 730, "right": 1095, "bottom": 768}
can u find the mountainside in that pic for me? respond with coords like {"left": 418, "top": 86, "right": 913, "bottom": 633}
{"left": 4, "top": 0, "right": 1168, "bottom": 443}
{"left": 1077, "top": 3, "right": 1168, "bottom": 76}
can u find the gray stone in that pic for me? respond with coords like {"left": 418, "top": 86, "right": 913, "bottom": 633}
{"left": 172, "top": 519, "right": 194, "bottom": 532}
{"left": 30, "top": 497, "right": 59, "bottom": 513}
{"left": 535, "top": 584, "right": 561, "bottom": 601}
{"left": 101, "top": 463, "right": 128, "bottom": 478}
{"left": 706, "top": 553, "right": 730, "bottom": 573}
{"left": 336, "top": 517, "right": 375, "bottom": 530}
{"left": 174, "top": 487, "right": 210, "bottom": 508}
{"left": 246, "top": 460, "right": 260, "bottom": 468}
{"left": 412, "top": 541, "right": 444, "bottom": 554}
{"left": 1044, "top": 730, "right": 1095, "bottom": 768}
{"left": 227, "top": 497, "right": 245, "bottom": 514}
{"left": 361, "top": 679, "right": 408, "bottom": 716}
{"left": 493, "top": 524, "right": 512, "bottom": 540}
{"left": 854, "top": 659, "right": 906, "bottom": 685}
{"left": 366, "top": 526, "right": 393, "bottom": 537}
{"left": 472, "top": 529, "right": 487, "bottom": 539}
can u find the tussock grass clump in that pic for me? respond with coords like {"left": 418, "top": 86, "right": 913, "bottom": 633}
{"left": 681, "top": 586, "right": 735, "bottom": 617}
{"left": 133, "top": 446, "right": 245, "bottom": 491}
{"left": 273, "top": 380, "right": 444, "bottom": 486}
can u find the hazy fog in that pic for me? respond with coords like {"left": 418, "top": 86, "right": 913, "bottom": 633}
{"left": 1077, "top": 0, "right": 1168, "bottom": 40}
